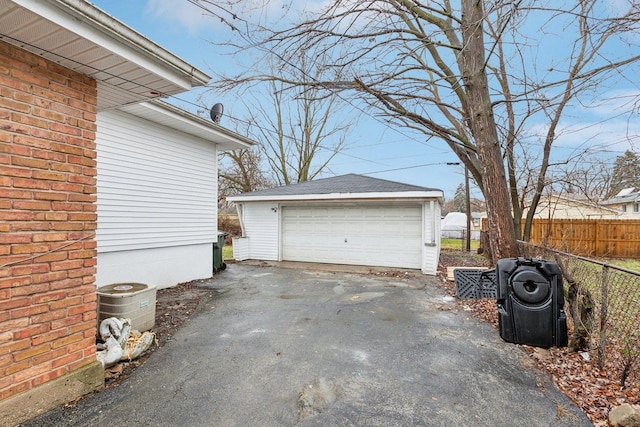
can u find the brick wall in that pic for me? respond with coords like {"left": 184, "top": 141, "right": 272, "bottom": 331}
{"left": 0, "top": 41, "right": 99, "bottom": 401}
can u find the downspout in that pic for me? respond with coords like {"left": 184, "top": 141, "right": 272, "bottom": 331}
{"left": 428, "top": 200, "right": 436, "bottom": 246}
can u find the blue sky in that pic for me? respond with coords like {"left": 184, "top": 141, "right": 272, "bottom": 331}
{"left": 89, "top": 1, "right": 639, "bottom": 200}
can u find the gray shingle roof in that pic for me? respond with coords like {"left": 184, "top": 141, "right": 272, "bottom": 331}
{"left": 234, "top": 174, "right": 441, "bottom": 198}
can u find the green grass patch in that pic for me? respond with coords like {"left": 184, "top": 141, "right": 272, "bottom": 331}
{"left": 601, "top": 258, "right": 640, "bottom": 273}
{"left": 441, "top": 238, "right": 480, "bottom": 251}
{"left": 223, "top": 244, "right": 233, "bottom": 260}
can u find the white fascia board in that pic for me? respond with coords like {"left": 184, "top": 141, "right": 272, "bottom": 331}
{"left": 228, "top": 191, "right": 445, "bottom": 203}
{"left": 121, "top": 100, "right": 255, "bottom": 149}
{"left": 14, "top": 0, "right": 210, "bottom": 89}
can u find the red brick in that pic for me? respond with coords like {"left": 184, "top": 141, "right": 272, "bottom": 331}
{"left": 32, "top": 290, "right": 67, "bottom": 304}
{"left": 0, "top": 211, "right": 34, "bottom": 221}
{"left": 19, "top": 278, "right": 57, "bottom": 292}
{"left": 11, "top": 243, "right": 51, "bottom": 255}
{"left": 67, "top": 336, "right": 94, "bottom": 354}
{"left": 32, "top": 347, "right": 65, "bottom": 366}
{"left": 50, "top": 162, "right": 82, "bottom": 174}
{"left": 10, "top": 263, "right": 49, "bottom": 277}
{"left": 0, "top": 142, "right": 30, "bottom": 156}
{"left": 11, "top": 177, "right": 50, "bottom": 189}
{"left": 0, "top": 188, "right": 33, "bottom": 198}
{"left": 5, "top": 359, "right": 32, "bottom": 376}
{"left": 31, "top": 170, "right": 66, "bottom": 181}
{"left": 0, "top": 119, "right": 30, "bottom": 135}
{"left": 11, "top": 111, "right": 48, "bottom": 129}
{"left": 12, "top": 200, "right": 51, "bottom": 211}
{"left": 49, "top": 295, "right": 81, "bottom": 311}
{"left": 11, "top": 68, "right": 51, "bottom": 88}
{"left": 67, "top": 194, "right": 95, "bottom": 204}
{"left": 0, "top": 165, "right": 32, "bottom": 178}
{"left": 30, "top": 328, "right": 67, "bottom": 346}
{"left": 50, "top": 314, "right": 83, "bottom": 330}
{"left": 0, "top": 353, "right": 12, "bottom": 369}
{"left": 33, "top": 107, "right": 65, "bottom": 124}
{"left": 50, "top": 259, "right": 83, "bottom": 272}
{"left": 12, "top": 324, "right": 49, "bottom": 341}
{"left": 67, "top": 302, "right": 95, "bottom": 317}
{"left": 51, "top": 201, "right": 83, "bottom": 211}
{"left": 50, "top": 277, "right": 83, "bottom": 290}
{"left": 13, "top": 361, "right": 50, "bottom": 383}
{"left": 51, "top": 222, "right": 84, "bottom": 231}
{"left": 50, "top": 333, "right": 82, "bottom": 350}
{"left": 30, "top": 309, "right": 67, "bottom": 325}
{"left": 32, "top": 232, "right": 67, "bottom": 243}
{"left": 0, "top": 275, "right": 31, "bottom": 290}
{"left": 35, "top": 212, "right": 68, "bottom": 221}
{"left": 68, "top": 266, "right": 96, "bottom": 280}
{"left": 1, "top": 97, "right": 31, "bottom": 113}
{"left": 0, "top": 297, "right": 30, "bottom": 311}
{"left": 32, "top": 252, "right": 67, "bottom": 265}
{"left": 9, "top": 303, "right": 48, "bottom": 319}
{"left": 13, "top": 134, "right": 52, "bottom": 150}
{"left": 68, "top": 249, "right": 96, "bottom": 260}
{"left": 32, "top": 149, "right": 66, "bottom": 162}
{"left": 31, "top": 366, "right": 67, "bottom": 387}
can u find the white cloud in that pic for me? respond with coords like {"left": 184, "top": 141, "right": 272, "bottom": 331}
{"left": 144, "top": 0, "right": 214, "bottom": 35}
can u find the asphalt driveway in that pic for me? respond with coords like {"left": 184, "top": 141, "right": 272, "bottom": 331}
{"left": 21, "top": 263, "right": 591, "bottom": 426}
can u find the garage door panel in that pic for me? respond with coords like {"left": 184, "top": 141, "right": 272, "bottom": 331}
{"left": 282, "top": 205, "right": 422, "bottom": 269}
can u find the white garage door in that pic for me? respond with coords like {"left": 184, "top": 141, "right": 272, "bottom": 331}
{"left": 281, "top": 204, "right": 422, "bottom": 269}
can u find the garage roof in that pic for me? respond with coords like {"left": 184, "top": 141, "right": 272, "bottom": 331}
{"left": 228, "top": 174, "right": 444, "bottom": 202}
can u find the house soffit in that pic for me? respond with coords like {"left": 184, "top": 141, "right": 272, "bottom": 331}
{"left": 0, "top": 0, "right": 210, "bottom": 111}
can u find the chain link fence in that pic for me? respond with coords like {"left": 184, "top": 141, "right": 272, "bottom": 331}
{"left": 518, "top": 240, "right": 640, "bottom": 387}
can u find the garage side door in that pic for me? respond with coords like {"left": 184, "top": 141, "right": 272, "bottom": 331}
{"left": 281, "top": 205, "right": 422, "bottom": 269}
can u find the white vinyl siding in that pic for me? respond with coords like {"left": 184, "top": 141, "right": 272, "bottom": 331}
{"left": 96, "top": 110, "right": 218, "bottom": 252}
{"left": 242, "top": 202, "right": 279, "bottom": 261}
{"left": 281, "top": 204, "right": 423, "bottom": 269}
{"left": 422, "top": 200, "right": 441, "bottom": 275}
{"left": 96, "top": 244, "right": 213, "bottom": 289}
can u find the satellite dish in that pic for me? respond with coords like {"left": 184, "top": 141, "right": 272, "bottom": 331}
{"left": 210, "top": 103, "right": 224, "bottom": 123}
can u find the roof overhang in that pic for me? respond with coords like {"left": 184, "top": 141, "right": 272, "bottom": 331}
{"left": 118, "top": 100, "right": 254, "bottom": 150}
{"left": 228, "top": 191, "right": 445, "bottom": 203}
{"left": 0, "top": 0, "right": 211, "bottom": 111}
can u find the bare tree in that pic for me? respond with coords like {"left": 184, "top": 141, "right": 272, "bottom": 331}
{"left": 218, "top": 148, "right": 273, "bottom": 209}
{"left": 206, "top": 0, "right": 640, "bottom": 261}
{"left": 210, "top": 55, "right": 352, "bottom": 187}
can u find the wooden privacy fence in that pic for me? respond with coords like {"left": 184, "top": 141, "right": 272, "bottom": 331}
{"left": 483, "top": 218, "right": 640, "bottom": 258}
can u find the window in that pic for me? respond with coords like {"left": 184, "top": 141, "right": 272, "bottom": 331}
{"left": 622, "top": 205, "right": 627, "bottom": 212}
{"left": 634, "top": 203, "right": 639, "bottom": 213}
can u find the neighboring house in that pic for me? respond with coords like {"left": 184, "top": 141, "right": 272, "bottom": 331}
{"left": 228, "top": 174, "right": 444, "bottom": 275}
{"left": 521, "top": 193, "right": 619, "bottom": 219}
{"left": 0, "top": 0, "right": 250, "bottom": 424}
{"left": 96, "top": 100, "right": 252, "bottom": 289}
{"left": 600, "top": 188, "right": 640, "bottom": 218}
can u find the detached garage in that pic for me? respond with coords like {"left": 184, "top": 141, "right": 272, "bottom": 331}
{"left": 228, "top": 174, "right": 444, "bottom": 274}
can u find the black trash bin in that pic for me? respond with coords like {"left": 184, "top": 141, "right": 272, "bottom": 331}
{"left": 496, "top": 257, "right": 568, "bottom": 348}
{"left": 213, "top": 232, "right": 229, "bottom": 273}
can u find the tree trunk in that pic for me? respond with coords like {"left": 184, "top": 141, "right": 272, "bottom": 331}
{"left": 460, "top": 0, "right": 519, "bottom": 262}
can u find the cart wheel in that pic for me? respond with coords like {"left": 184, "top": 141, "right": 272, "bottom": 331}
{"left": 220, "top": 262, "right": 227, "bottom": 271}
